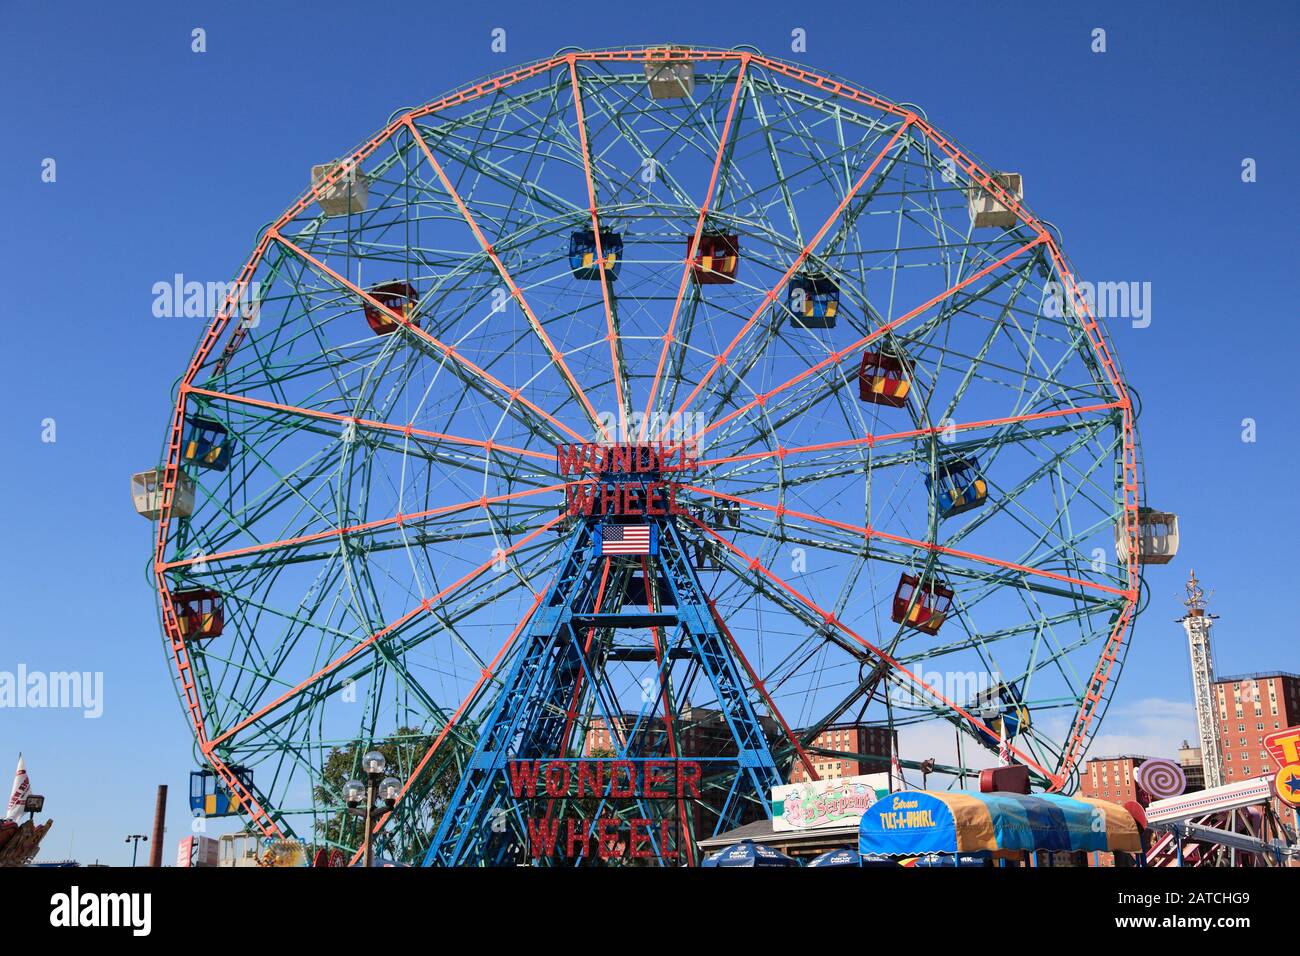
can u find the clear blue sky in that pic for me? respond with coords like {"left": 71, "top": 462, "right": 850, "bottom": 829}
{"left": 0, "top": 0, "right": 1295, "bottom": 864}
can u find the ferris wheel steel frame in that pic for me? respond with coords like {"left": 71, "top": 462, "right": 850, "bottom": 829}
{"left": 148, "top": 45, "right": 1145, "bottom": 863}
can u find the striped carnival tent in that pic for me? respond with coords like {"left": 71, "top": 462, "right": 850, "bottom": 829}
{"left": 859, "top": 790, "right": 1143, "bottom": 859}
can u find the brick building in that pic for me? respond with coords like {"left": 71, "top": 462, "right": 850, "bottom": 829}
{"left": 789, "top": 724, "right": 892, "bottom": 782}
{"left": 584, "top": 706, "right": 777, "bottom": 757}
{"left": 1079, "top": 754, "right": 1148, "bottom": 804}
{"left": 1214, "top": 671, "right": 1300, "bottom": 833}
{"left": 1178, "top": 740, "right": 1205, "bottom": 792}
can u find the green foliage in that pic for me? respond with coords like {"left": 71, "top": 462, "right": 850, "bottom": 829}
{"left": 313, "top": 726, "right": 463, "bottom": 862}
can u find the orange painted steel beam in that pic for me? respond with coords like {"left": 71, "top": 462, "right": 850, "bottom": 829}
{"left": 639, "top": 54, "right": 750, "bottom": 441}
{"left": 159, "top": 481, "right": 577, "bottom": 572}
{"left": 704, "top": 597, "right": 819, "bottom": 782}
{"left": 689, "top": 401, "right": 1126, "bottom": 471}
{"left": 657, "top": 116, "right": 915, "bottom": 441}
{"left": 683, "top": 514, "right": 1063, "bottom": 787}
{"left": 185, "top": 385, "right": 555, "bottom": 463}
{"left": 348, "top": 588, "right": 548, "bottom": 865}
{"left": 272, "top": 230, "right": 588, "bottom": 446}
{"left": 404, "top": 116, "right": 609, "bottom": 443}
{"left": 568, "top": 57, "right": 630, "bottom": 442}
{"left": 680, "top": 483, "right": 1133, "bottom": 600}
{"left": 207, "top": 513, "right": 567, "bottom": 749}
{"left": 698, "top": 235, "right": 1049, "bottom": 443}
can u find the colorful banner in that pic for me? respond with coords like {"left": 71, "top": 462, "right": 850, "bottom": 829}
{"left": 771, "top": 773, "right": 889, "bottom": 832}
{"left": 858, "top": 790, "right": 1142, "bottom": 856}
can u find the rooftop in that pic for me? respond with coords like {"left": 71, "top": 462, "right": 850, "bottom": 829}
{"left": 1215, "top": 671, "right": 1300, "bottom": 684}
{"left": 1085, "top": 754, "right": 1153, "bottom": 764}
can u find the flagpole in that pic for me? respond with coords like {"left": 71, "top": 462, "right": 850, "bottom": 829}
{"left": 955, "top": 726, "right": 965, "bottom": 789}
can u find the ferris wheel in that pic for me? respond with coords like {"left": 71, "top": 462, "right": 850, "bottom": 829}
{"left": 133, "top": 45, "right": 1173, "bottom": 865}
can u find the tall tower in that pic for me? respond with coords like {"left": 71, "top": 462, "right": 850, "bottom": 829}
{"left": 1179, "top": 571, "right": 1224, "bottom": 788}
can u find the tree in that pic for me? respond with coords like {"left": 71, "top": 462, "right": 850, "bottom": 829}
{"left": 313, "top": 726, "right": 465, "bottom": 863}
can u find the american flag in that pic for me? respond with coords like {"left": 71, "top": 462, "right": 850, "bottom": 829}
{"left": 599, "top": 523, "right": 652, "bottom": 555}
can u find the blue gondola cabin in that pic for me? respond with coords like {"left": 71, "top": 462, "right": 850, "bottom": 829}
{"left": 891, "top": 573, "right": 954, "bottom": 635}
{"left": 788, "top": 274, "right": 839, "bottom": 328}
{"left": 190, "top": 766, "right": 252, "bottom": 817}
{"left": 688, "top": 232, "right": 739, "bottom": 285}
{"left": 173, "top": 588, "right": 224, "bottom": 639}
{"left": 569, "top": 230, "right": 622, "bottom": 281}
{"left": 969, "top": 683, "right": 1031, "bottom": 751}
{"left": 858, "top": 351, "right": 912, "bottom": 407}
{"left": 183, "top": 416, "right": 231, "bottom": 471}
{"left": 363, "top": 280, "right": 419, "bottom": 336}
{"left": 927, "top": 457, "right": 988, "bottom": 517}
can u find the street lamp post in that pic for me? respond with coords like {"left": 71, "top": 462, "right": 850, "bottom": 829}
{"left": 920, "top": 758, "right": 936, "bottom": 791}
{"left": 343, "top": 750, "right": 401, "bottom": 868}
{"left": 23, "top": 794, "right": 45, "bottom": 824}
{"left": 125, "top": 834, "right": 148, "bottom": 867}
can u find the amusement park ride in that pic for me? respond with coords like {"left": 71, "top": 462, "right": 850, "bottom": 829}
{"left": 133, "top": 45, "right": 1181, "bottom": 865}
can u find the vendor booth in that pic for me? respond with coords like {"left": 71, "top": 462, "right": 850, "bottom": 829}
{"left": 859, "top": 790, "right": 1144, "bottom": 866}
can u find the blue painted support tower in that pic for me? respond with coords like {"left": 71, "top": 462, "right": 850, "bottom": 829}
{"left": 422, "top": 514, "right": 782, "bottom": 866}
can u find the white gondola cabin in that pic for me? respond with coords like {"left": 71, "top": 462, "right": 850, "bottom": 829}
{"left": 644, "top": 54, "right": 695, "bottom": 100}
{"left": 311, "top": 161, "right": 368, "bottom": 217}
{"left": 967, "top": 172, "right": 1023, "bottom": 229}
{"left": 131, "top": 468, "right": 195, "bottom": 520}
{"left": 1115, "top": 508, "right": 1180, "bottom": 565}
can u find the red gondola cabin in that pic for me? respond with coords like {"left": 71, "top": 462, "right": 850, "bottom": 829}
{"left": 363, "top": 280, "right": 419, "bottom": 335}
{"left": 891, "top": 573, "right": 954, "bottom": 635}
{"left": 173, "top": 588, "right": 224, "bottom": 639}
{"left": 688, "top": 232, "right": 739, "bottom": 285}
{"left": 858, "top": 351, "right": 912, "bottom": 407}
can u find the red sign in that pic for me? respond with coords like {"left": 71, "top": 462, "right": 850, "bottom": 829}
{"left": 1263, "top": 726, "right": 1300, "bottom": 768}
{"left": 558, "top": 442, "right": 697, "bottom": 519}
{"left": 1263, "top": 725, "right": 1300, "bottom": 807}
{"left": 509, "top": 759, "right": 702, "bottom": 860}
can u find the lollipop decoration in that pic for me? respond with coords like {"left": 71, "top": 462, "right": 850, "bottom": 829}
{"left": 1135, "top": 758, "right": 1187, "bottom": 800}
